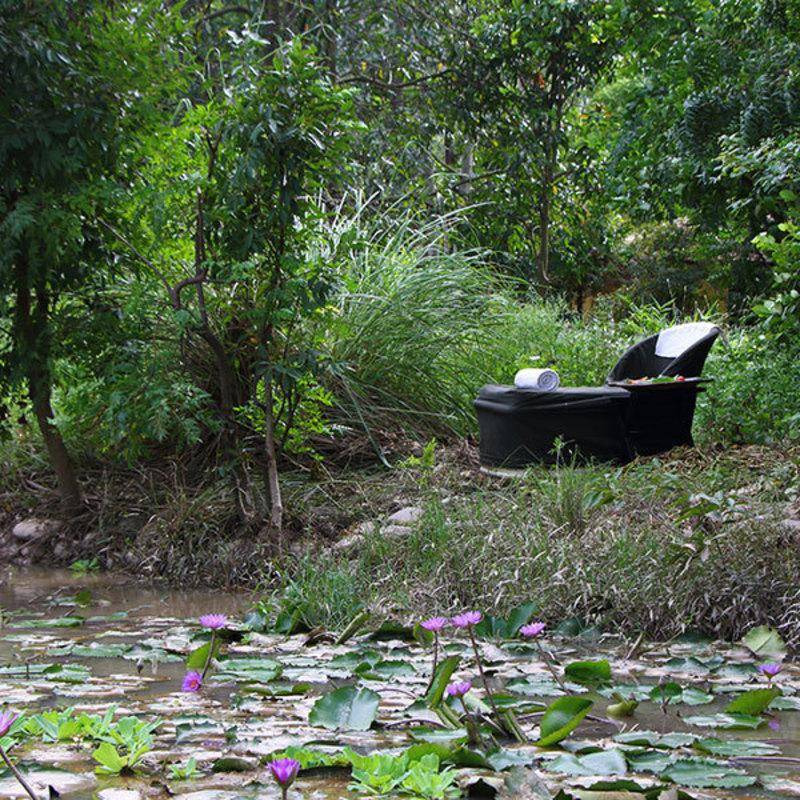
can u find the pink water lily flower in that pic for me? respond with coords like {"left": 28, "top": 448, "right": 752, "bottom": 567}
{"left": 451, "top": 611, "right": 482, "bottom": 628}
{"left": 421, "top": 617, "right": 448, "bottom": 632}
{"left": 0, "top": 711, "right": 17, "bottom": 738}
{"left": 520, "top": 621, "right": 546, "bottom": 638}
{"left": 182, "top": 671, "right": 203, "bottom": 693}
{"left": 446, "top": 680, "right": 472, "bottom": 698}
{"left": 199, "top": 614, "right": 228, "bottom": 630}
{"left": 268, "top": 757, "right": 301, "bottom": 787}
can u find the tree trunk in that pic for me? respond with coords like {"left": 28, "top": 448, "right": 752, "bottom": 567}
{"left": 536, "top": 178, "right": 551, "bottom": 285}
{"left": 263, "top": 377, "right": 283, "bottom": 533}
{"left": 15, "top": 257, "right": 82, "bottom": 512}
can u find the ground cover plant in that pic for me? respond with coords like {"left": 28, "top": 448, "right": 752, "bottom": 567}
{"left": 2, "top": 574, "right": 800, "bottom": 799}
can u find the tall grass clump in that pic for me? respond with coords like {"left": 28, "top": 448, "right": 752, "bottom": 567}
{"left": 310, "top": 205, "right": 512, "bottom": 436}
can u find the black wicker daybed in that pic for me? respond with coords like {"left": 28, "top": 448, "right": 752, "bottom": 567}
{"left": 474, "top": 322, "right": 721, "bottom": 468}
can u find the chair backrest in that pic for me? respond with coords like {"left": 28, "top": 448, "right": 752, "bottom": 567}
{"left": 607, "top": 322, "right": 721, "bottom": 382}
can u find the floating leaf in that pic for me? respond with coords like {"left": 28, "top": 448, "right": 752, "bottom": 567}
{"left": 694, "top": 737, "right": 780, "bottom": 756}
{"left": 548, "top": 748, "right": 627, "bottom": 776}
{"left": 724, "top": 687, "right": 780, "bottom": 715}
{"left": 683, "top": 712, "right": 763, "bottom": 729}
{"left": 661, "top": 757, "right": 757, "bottom": 788}
{"left": 564, "top": 660, "right": 611, "bottom": 687}
{"left": 309, "top": 685, "right": 380, "bottom": 731}
{"left": 536, "top": 696, "right": 593, "bottom": 746}
{"left": 740, "top": 625, "right": 786, "bottom": 658}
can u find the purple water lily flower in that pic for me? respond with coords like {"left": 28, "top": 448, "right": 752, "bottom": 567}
{"left": 421, "top": 616, "right": 448, "bottom": 632}
{"left": 199, "top": 614, "right": 228, "bottom": 630}
{"left": 768, "top": 718, "right": 781, "bottom": 732}
{"left": 0, "top": 711, "right": 17, "bottom": 738}
{"left": 446, "top": 680, "right": 472, "bottom": 698}
{"left": 268, "top": 757, "right": 301, "bottom": 790}
{"left": 182, "top": 671, "right": 203, "bottom": 693}
{"left": 451, "top": 611, "right": 482, "bottom": 628}
{"left": 520, "top": 621, "right": 546, "bottom": 638}
{"left": 758, "top": 662, "right": 782, "bottom": 679}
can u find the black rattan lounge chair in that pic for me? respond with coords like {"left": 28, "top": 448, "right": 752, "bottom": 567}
{"left": 475, "top": 322, "right": 721, "bottom": 468}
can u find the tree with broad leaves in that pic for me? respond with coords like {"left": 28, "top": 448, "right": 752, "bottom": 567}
{"left": 0, "top": 0, "right": 178, "bottom": 512}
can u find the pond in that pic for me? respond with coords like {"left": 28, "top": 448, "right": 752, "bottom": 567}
{"left": 1, "top": 565, "right": 799, "bottom": 799}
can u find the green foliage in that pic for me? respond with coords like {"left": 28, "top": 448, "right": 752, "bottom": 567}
{"left": 752, "top": 190, "right": 800, "bottom": 340}
{"left": 536, "top": 696, "right": 594, "bottom": 746}
{"left": 168, "top": 757, "right": 201, "bottom": 781}
{"left": 346, "top": 749, "right": 459, "bottom": 799}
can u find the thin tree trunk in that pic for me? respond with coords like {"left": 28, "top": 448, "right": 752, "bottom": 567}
{"left": 15, "top": 257, "right": 82, "bottom": 512}
{"left": 263, "top": 377, "right": 283, "bottom": 533}
{"left": 536, "top": 177, "right": 551, "bottom": 285}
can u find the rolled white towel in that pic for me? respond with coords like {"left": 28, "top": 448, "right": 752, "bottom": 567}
{"left": 514, "top": 367, "right": 560, "bottom": 391}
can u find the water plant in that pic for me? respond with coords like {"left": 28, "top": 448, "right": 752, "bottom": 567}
{"left": 420, "top": 616, "right": 448, "bottom": 685}
{"left": 268, "top": 757, "right": 301, "bottom": 799}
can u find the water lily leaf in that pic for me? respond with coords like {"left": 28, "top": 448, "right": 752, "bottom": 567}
{"left": 682, "top": 712, "right": 763, "bottom": 729}
{"left": 694, "top": 737, "right": 780, "bottom": 756}
{"left": 565, "top": 660, "right": 611, "bottom": 687}
{"left": 10, "top": 616, "right": 84, "bottom": 629}
{"left": 238, "top": 681, "right": 310, "bottom": 697}
{"left": 740, "top": 625, "right": 786, "bottom": 658}
{"left": 536, "top": 696, "right": 593, "bottom": 746}
{"left": 548, "top": 748, "right": 627, "bottom": 776}
{"left": 723, "top": 687, "right": 780, "bottom": 715}
{"left": 309, "top": 685, "right": 380, "bottom": 730}
{"left": 409, "top": 727, "right": 468, "bottom": 745}
{"left": 424, "top": 655, "right": 460, "bottom": 708}
{"left": 355, "top": 659, "right": 415, "bottom": 679}
{"left": 272, "top": 745, "right": 349, "bottom": 769}
{"left": 485, "top": 748, "right": 538, "bottom": 771}
{"left": 624, "top": 749, "right": 672, "bottom": 774}
{"left": 213, "top": 658, "right": 282, "bottom": 683}
{"left": 660, "top": 757, "right": 756, "bottom": 788}
{"left": 770, "top": 695, "right": 800, "bottom": 710}
{"left": 614, "top": 731, "right": 697, "bottom": 749}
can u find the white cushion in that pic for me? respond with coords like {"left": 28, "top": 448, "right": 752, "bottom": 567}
{"left": 655, "top": 322, "right": 717, "bottom": 358}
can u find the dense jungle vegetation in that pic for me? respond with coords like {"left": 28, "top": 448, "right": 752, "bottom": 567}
{"left": 1, "top": 0, "right": 799, "bottom": 633}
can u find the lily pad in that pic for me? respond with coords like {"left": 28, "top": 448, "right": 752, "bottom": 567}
{"left": 309, "top": 685, "right": 381, "bottom": 731}
{"left": 536, "top": 696, "right": 593, "bottom": 746}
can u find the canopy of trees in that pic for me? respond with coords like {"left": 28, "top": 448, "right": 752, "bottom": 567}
{"left": 1, "top": 0, "right": 798, "bottom": 529}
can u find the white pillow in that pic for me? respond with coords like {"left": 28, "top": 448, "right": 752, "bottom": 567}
{"left": 655, "top": 322, "right": 717, "bottom": 358}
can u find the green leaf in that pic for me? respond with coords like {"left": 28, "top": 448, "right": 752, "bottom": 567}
{"left": 683, "top": 712, "right": 763, "bottom": 729}
{"left": 694, "top": 737, "right": 780, "bottom": 757}
{"left": 564, "top": 660, "right": 611, "bottom": 687}
{"left": 548, "top": 748, "right": 627, "bottom": 776}
{"left": 536, "top": 696, "right": 593, "bottom": 746}
{"left": 309, "top": 685, "right": 380, "bottom": 731}
{"left": 740, "top": 625, "right": 786, "bottom": 658}
{"left": 724, "top": 687, "right": 780, "bottom": 715}
{"left": 214, "top": 658, "right": 282, "bottom": 683}
{"left": 425, "top": 655, "right": 460, "bottom": 708}
{"left": 92, "top": 742, "right": 127, "bottom": 775}
{"left": 661, "top": 757, "right": 756, "bottom": 788}
{"left": 10, "top": 616, "right": 84, "bottom": 629}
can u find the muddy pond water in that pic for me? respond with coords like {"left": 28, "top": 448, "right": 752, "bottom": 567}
{"left": 1, "top": 565, "right": 800, "bottom": 800}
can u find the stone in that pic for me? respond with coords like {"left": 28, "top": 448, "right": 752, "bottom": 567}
{"left": 386, "top": 506, "right": 423, "bottom": 525}
{"left": 11, "top": 518, "right": 60, "bottom": 542}
{"left": 331, "top": 522, "right": 414, "bottom": 554}
{"left": 97, "top": 790, "right": 143, "bottom": 800}
{"left": 782, "top": 518, "right": 800, "bottom": 533}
